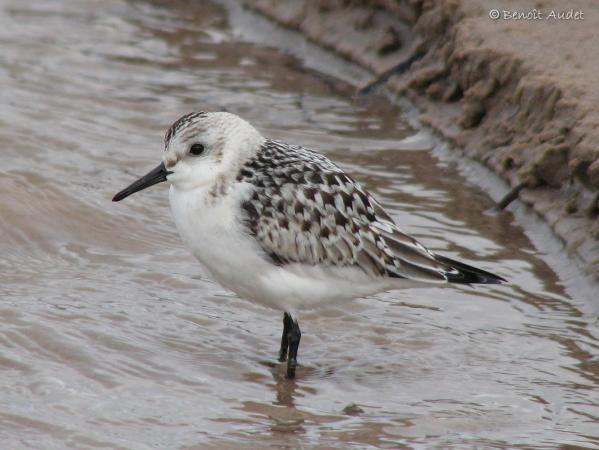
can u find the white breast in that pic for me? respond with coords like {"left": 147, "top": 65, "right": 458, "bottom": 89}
{"left": 168, "top": 184, "right": 262, "bottom": 289}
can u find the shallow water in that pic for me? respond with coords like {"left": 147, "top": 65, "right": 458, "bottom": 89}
{"left": 0, "top": 1, "right": 597, "bottom": 449}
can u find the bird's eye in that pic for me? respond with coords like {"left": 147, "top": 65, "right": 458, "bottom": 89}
{"left": 189, "top": 143, "right": 205, "bottom": 156}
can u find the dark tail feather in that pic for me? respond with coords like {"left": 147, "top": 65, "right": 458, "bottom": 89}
{"left": 434, "top": 254, "right": 506, "bottom": 285}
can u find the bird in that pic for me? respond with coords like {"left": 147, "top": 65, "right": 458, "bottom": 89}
{"left": 113, "top": 111, "right": 506, "bottom": 379}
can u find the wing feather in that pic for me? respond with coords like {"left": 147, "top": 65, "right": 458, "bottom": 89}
{"left": 237, "top": 140, "right": 481, "bottom": 283}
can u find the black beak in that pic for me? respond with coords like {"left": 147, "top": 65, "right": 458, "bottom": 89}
{"left": 112, "top": 162, "right": 171, "bottom": 202}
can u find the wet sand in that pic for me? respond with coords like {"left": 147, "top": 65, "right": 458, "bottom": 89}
{"left": 0, "top": 0, "right": 598, "bottom": 448}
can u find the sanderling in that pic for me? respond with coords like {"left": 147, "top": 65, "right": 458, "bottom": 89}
{"left": 113, "top": 111, "right": 505, "bottom": 379}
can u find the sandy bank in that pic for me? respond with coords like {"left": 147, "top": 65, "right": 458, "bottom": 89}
{"left": 240, "top": 0, "right": 599, "bottom": 278}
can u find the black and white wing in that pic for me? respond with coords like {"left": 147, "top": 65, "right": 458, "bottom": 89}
{"left": 237, "top": 140, "right": 504, "bottom": 284}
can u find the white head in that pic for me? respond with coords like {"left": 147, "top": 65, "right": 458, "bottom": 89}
{"left": 112, "top": 111, "right": 265, "bottom": 201}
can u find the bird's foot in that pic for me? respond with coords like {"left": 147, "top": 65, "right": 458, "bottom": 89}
{"left": 286, "top": 358, "right": 297, "bottom": 379}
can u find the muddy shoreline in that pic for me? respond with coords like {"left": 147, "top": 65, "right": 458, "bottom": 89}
{"left": 240, "top": 0, "right": 599, "bottom": 279}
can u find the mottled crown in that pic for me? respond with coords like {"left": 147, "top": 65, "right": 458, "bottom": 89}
{"left": 164, "top": 111, "right": 208, "bottom": 148}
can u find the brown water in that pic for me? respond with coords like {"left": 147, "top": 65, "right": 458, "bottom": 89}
{"left": 1, "top": 1, "right": 598, "bottom": 449}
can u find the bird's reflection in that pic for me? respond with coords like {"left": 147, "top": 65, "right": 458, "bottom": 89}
{"left": 271, "top": 365, "right": 300, "bottom": 408}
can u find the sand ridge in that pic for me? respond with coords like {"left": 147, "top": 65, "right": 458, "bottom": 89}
{"left": 241, "top": 0, "right": 599, "bottom": 278}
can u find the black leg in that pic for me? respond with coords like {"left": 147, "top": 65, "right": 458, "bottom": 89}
{"left": 278, "top": 312, "right": 292, "bottom": 362}
{"left": 286, "top": 318, "right": 301, "bottom": 379}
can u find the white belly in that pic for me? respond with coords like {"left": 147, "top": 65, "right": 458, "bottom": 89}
{"left": 168, "top": 185, "right": 394, "bottom": 312}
